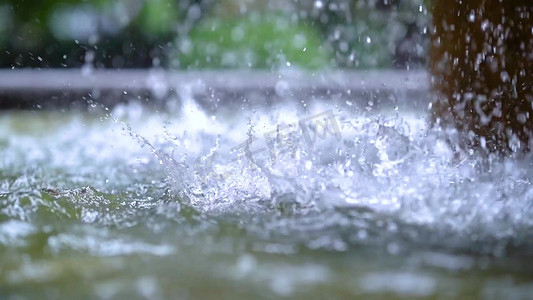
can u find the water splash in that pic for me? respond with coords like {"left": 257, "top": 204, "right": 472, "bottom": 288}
{"left": 2, "top": 93, "right": 533, "bottom": 298}
{"left": 114, "top": 91, "right": 533, "bottom": 256}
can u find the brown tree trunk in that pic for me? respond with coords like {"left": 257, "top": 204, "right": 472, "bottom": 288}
{"left": 429, "top": 0, "right": 532, "bottom": 153}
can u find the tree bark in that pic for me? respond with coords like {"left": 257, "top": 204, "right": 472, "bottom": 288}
{"left": 429, "top": 0, "right": 532, "bottom": 153}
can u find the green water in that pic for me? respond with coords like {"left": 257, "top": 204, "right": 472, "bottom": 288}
{"left": 1, "top": 110, "right": 532, "bottom": 299}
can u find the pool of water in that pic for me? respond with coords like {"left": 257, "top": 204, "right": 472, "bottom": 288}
{"left": 1, "top": 95, "right": 533, "bottom": 299}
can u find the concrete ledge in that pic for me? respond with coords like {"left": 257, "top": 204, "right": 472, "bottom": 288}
{"left": 0, "top": 69, "right": 429, "bottom": 110}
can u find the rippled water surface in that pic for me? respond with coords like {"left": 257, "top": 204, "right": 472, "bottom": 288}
{"left": 1, "top": 96, "right": 533, "bottom": 299}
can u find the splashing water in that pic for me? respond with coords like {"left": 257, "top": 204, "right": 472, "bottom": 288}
{"left": 152, "top": 93, "right": 533, "bottom": 255}
{"left": 1, "top": 90, "right": 533, "bottom": 299}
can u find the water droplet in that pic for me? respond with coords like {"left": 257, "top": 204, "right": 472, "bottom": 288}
{"left": 481, "top": 20, "right": 490, "bottom": 31}
{"left": 468, "top": 11, "right": 475, "bottom": 22}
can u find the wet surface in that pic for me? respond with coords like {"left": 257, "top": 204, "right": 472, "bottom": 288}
{"left": 1, "top": 96, "right": 533, "bottom": 299}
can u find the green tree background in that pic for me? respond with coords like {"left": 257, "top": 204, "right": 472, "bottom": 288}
{"left": 0, "top": 0, "right": 429, "bottom": 69}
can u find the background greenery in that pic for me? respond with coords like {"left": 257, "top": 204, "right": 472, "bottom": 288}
{"left": 0, "top": 0, "right": 429, "bottom": 70}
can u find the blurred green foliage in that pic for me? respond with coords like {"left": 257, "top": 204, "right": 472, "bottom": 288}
{"left": 177, "top": 14, "right": 330, "bottom": 69}
{"left": 345, "top": 8, "right": 397, "bottom": 68}
{"left": 0, "top": 0, "right": 429, "bottom": 69}
{"left": 3, "top": 0, "right": 83, "bottom": 23}
{"left": 137, "top": 0, "right": 180, "bottom": 35}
